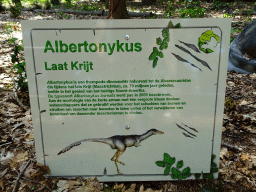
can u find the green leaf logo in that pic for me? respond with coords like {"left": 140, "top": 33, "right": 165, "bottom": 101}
{"left": 162, "top": 28, "right": 169, "bottom": 38}
{"left": 155, "top": 161, "right": 165, "bottom": 167}
{"left": 176, "top": 160, "right": 184, "bottom": 169}
{"left": 156, "top": 38, "right": 162, "bottom": 45}
{"left": 164, "top": 167, "right": 170, "bottom": 175}
{"left": 153, "top": 57, "right": 158, "bottom": 68}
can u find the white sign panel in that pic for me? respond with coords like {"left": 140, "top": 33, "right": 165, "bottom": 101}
{"left": 22, "top": 19, "right": 231, "bottom": 181}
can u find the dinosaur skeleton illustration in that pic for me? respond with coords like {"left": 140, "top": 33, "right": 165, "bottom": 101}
{"left": 58, "top": 129, "right": 164, "bottom": 174}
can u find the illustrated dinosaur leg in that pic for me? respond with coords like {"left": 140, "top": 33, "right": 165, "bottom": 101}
{"left": 115, "top": 150, "right": 125, "bottom": 165}
{"left": 115, "top": 150, "right": 126, "bottom": 174}
{"left": 111, "top": 151, "right": 118, "bottom": 161}
{"left": 111, "top": 151, "right": 120, "bottom": 174}
{"left": 111, "top": 150, "right": 126, "bottom": 174}
{"left": 111, "top": 151, "right": 125, "bottom": 165}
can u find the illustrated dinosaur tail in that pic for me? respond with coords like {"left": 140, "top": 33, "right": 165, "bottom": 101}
{"left": 57, "top": 138, "right": 111, "bottom": 155}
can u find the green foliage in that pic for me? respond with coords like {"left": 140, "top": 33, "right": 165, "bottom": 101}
{"left": 103, "top": 184, "right": 122, "bottom": 192}
{"left": 184, "top": 0, "right": 201, "bottom": 9}
{"left": 82, "top": 2, "right": 102, "bottom": 11}
{"left": 51, "top": 0, "right": 60, "bottom": 6}
{"left": 230, "top": 27, "right": 242, "bottom": 44}
{"left": 4, "top": 22, "right": 13, "bottom": 34}
{"left": 223, "top": 13, "right": 234, "bottom": 18}
{"left": 176, "top": 160, "right": 183, "bottom": 169}
{"left": 146, "top": 15, "right": 158, "bottom": 19}
{"left": 225, "top": 97, "right": 234, "bottom": 109}
{"left": 155, "top": 153, "right": 191, "bottom": 180}
{"left": 31, "top": 0, "right": 42, "bottom": 9}
{"left": 64, "top": 0, "right": 72, "bottom": 8}
{"left": 180, "top": 7, "right": 205, "bottom": 18}
{"left": 244, "top": 10, "right": 252, "bottom": 16}
{"left": 9, "top": 3, "right": 21, "bottom": 18}
{"left": 4, "top": 27, "right": 28, "bottom": 92}
{"left": 44, "top": 0, "right": 51, "bottom": 10}
{"left": 0, "top": 0, "right": 5, "bottom": 12}
{"left": 194, "top": 154, "right": 219, "bottom": 180}
{"left": 140, "top": 8, "right": 150, "bottom": 12}
{"left": 64, "top": 14, "right": 72, "bottom": 19}
{"left": 164, "top": 0, "right": 175, "bottom": 18}
{"left": 200, "top": 155, "right": 223, "bottom": 192}
{"left": 210, "top": 1, "right": 231, "bottom": 10}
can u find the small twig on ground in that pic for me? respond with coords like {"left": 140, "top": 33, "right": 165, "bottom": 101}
{"left": 0, "top": 142, "right": 12, "bottom": 148}
{"left": 14, "top": 165, "right": 51, "bottom": 191}
{"left": 221, "top": 142, "right": 243, "bottom": 151}
{"left": 27, "top": 180, "right": 51, "bottom": 192}
{"left": 12, "top": 160, "right": 31, "bottom": 192}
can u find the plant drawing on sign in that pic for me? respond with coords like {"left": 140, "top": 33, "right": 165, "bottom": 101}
{"left": 149, "top": 20, "right": 181, "bottom": 68}
{"left": 175, "top": 123, "right": 198, "bottom": 139}
{"left": 58, "top": 129, "right": 164, "bottom": 174}
{"left": 198, "top": 30, "right": 220, "bottom": 53}
{"left": 155, "top": 153, "right": 191, "bottom": 180}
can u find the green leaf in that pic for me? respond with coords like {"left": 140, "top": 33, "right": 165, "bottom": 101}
{"left": 194, "top": 173, "right": 201, "bottom": 179}
{"left": 211, "top": 162, "right": 217, "bottom": 168}
{"left": 20, "top": 62, "right": 26, "bottom": 67}
{"left": 164, "top": 154, "right": 175, "bottom": 168}
{"left": 163, "top": 153, "right": 171, "bottom": 163}
{"left": 171, "top": 167, "right": 181, "bottom": 175}
{"left": 155, "top": 161, "right": 165, "bottom": 167}
{"left": 174, "top": 23, "right": 181, "bottom": 28}
{"left": 182, "top": 167, "right": 191, "bottom": 174}
{"left": 168, "top": 21, "right": 174, "bottom": 28}
{"left": 203, "top": 173, "right": 214, "bottom": 179}
{"left": 178, "top": 174, "right": 183, "bottom": 180}
{"left": 17, "top": 66, "right": 23, "bottom": 73}
{"left": 159, "top": 41, "right": 168, "bottom": 50}
{"left": 11, "top": 54, "right": 17, "bottom": 63}
{"left": 182, "top": 174, "right": 187, "bottom": 179}
{"left": 171, "top": 167, "right": 177, "bottom": 174}
{"left": 158, "top": 52, "right": 164, "bottom": 58}
{"left": 165, "top": 37, "right": 170, "bottom": 42}
{"left": 17, "top": 45, "right": 23, "bottom": 52}
{"left": 153, "top": 57, "right": 158, "bottom": 68}
{"left": 186, "top": 173, "right": 191, "bottom": 177}
{"left": 176, "top": 160, "right": 184, "bottom": 169}
{"left": 149, "top": 52, "right": 157, "bottom": 60}
{"left": 162, "top": 28, "right": 169, "bottom": 38}
{"left": 164, "top": 167, "right": 170, "bottom": 175}
{"left": 156, "top": 38, "right": 162, "bottom": 45}
{"left": 10, "top": 37, "right": 18, "bottom": 43}
{"left": 153, "top": 47, "right": 159, "bottom": 54}
{"left": 211, "top": 155, "right": 216, "bottom": 162}
{"left": 211, "top": 168, "right": 218, "bottom": 173}
{"left": 171, "top": 173, "right": 177, "bottom": 179}
{"left": 11, "top": 64, "right": 19, "bottom": 71}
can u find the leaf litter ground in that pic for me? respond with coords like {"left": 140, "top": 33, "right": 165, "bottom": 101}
{"left": 0, "top": 1, "right": 256, "bottom": 191}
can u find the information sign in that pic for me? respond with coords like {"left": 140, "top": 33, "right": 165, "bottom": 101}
{"left": 22, "top": 19, "right": 231, "bottom": 181}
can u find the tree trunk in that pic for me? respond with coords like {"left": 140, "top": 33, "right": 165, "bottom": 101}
{"left": 51, "top": 0, "right": 60, "bottom": 5}
{"left": 108, "top": 0, "right": 130, "bottom": 19}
